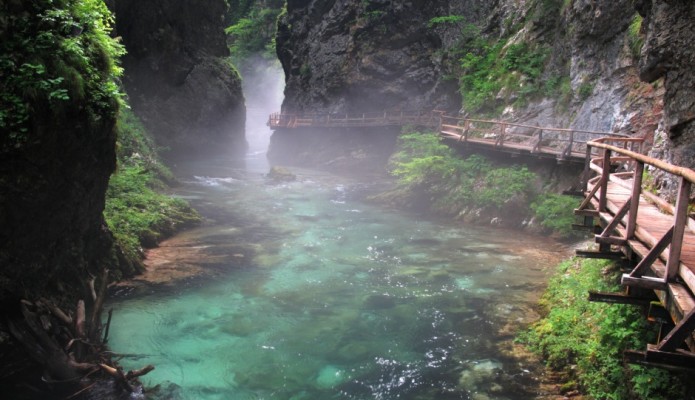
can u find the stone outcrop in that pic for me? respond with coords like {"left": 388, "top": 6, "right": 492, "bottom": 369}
{"left": 276, "top": 1, "right": 664, "bottom": 131}
{"left": 636, "top": 0, "right": 695, "bottom": 193}
{"left": 277, "top": 0, "right": 496, "bottom": 114}
{"left": 274, "top": 0, "right": 667, "bottom": 170}
{"left": 113, "top": 0, "right": 246, "bottom": 154}
{"left": 0, "top": 1, "right": 118, "bottom": 303}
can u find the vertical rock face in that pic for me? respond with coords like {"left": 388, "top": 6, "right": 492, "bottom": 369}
{"left": 637, "top": 0, "right": 695, "bottom": 173}
{"left": 114, "top": 0, "right": 246, "bottom": 154}
{"left": 277, "top": 0, "right": 496, "bottom": 113}
{"left": 276, "top": 0, "right": 662, "bottom": 136}
{"left": 0, "top": 1, "right": 118, "bottom": 302}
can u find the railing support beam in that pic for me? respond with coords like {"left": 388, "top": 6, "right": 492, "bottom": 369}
{"left": 626, "top": 161, "right": 644, "bottom": 239}
{"left": 599, "top": 149, "right": 611, "bottom": 212}
{"left": 667, "top": 178, "right": 692, "bottom": 281}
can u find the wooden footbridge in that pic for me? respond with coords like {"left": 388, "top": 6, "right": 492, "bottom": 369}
{"left": 269, "top": 110, "right": 695, "bottom": 369}
{"left": 268, "top": 111, "right": 631, "bottom": 163}
{"left": 574, "top": 137, "right": 695, "bottom": 370}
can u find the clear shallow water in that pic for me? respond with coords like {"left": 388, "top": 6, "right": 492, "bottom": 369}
{"left": 108, "top": 157, "right": 568, "bottom": 400}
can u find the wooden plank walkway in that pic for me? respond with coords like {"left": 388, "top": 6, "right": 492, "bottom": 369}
{"left": 576, "top": 138, "right": 695, "bottom": 369}
{"left": 268, "top": 111, "right": 441, "bottom": 129}
{"left": 268, "top": 110, "right": 633, "bottom": 164}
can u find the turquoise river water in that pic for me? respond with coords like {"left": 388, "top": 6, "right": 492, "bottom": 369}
{"left": 107, "top": 150, "right": 569, "bottom": 400}
{"left": 107, "top": 68, "right": 569, "bottom": 399}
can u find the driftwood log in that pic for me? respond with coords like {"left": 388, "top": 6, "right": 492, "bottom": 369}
{"left": 7, "top": 268, "right": 153, "bottom": 397}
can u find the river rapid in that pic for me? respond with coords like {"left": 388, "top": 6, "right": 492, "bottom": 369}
{"left": 107, "top": 68, "right": 570, "bottom": 400}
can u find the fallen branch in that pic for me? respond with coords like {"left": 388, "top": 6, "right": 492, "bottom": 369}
{"left": 8, "top": 269, "right": 154, "bottom": 396}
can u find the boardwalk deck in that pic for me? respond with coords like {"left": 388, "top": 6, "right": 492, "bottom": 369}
{"left": 576, "top": 138, "right": 695, "bottom": 369}
{"left": 269, "top": 110, "right": 636, "bottom": 163}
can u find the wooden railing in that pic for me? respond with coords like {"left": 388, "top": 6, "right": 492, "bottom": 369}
{"left": 439, "top": 115, "right": 634, "bottom": 162}
{"left": 576, "top": 136, "right": 695, "bottom": 367}
{"left": 268, "top": 109, "right": 639, "bottom": 163}
{"left": 267, "top": 110, "right": 442, "bottom": 129}
{"left": 580, "top": 137, "right": 694, "bottom": 286}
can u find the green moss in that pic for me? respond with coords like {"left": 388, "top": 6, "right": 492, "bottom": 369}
{"left": 518, "top": 258, "right": 685, "bottom": 399}
{"left": 427, "top": 15, "right": 465, "bottom": 28}
{"left": 628, "top": 13, "right": 644, "bottom": 60}
{"left": 104, "top": 108, "right": 200, "bottom": 273}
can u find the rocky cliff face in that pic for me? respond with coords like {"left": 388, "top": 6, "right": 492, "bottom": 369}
{"left": 113, "top": 0, "right": 246, "bottom": 154}
{"left": 276, "top": 0, "right": 677, "bottom": 156}
{"left": 277, "top": 0, "right": 496, "bottom": 113}
{"left": 0, "top": 1, "right": 118, "bottom": 303}
{"left": 636, "top": 0, "right": 695, "bottom": 192}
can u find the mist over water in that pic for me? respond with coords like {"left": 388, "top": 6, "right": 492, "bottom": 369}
{"left": 107, "top": 60, "right": 569, "bottom": 399}
{"left": 242, "top": 60, "right": 284, "bottom": 173}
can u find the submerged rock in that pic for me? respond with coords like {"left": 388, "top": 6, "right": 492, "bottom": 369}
{"left": 315, "top": 365, "right": 346, "bottom": 389}
{"left": 267, "top": 166, "right": 297, "bottom": 182}
{"left": 363, "top": 293, "right": 397, "bottom": 309}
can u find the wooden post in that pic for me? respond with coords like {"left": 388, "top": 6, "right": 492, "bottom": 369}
{"left": 626, "top": 161, "right": 644, "bottom": 239}
{"left": 599, "top": 149, "right": 611, "bottom": 212}
{"left": 497, "top": 123, "right": 506, "bottom": 146}
{"left": 463, "top": 120, "right": 470, "bottom": 142}
{"left": 582, "top": 144, "right": 592, "bottom": 192}
{"left": 567, "top": 131, "right": 575, "bottom": 158}
{"left": 666, "top": 177, "right": 691, "bottom": 281}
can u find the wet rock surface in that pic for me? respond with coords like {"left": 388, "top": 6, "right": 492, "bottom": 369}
{"left": 636, "top": 0, "right": 695, "bottom": 197}
{"left": 113, "top": 0, "right": 246, "bottom": 153}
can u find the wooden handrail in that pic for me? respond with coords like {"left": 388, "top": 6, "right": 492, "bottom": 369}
{"left": 588, "top": 139, "right": 695, "bottom": 184}
{"left": 441, "top": 115, "right": 627, "bottom": 137}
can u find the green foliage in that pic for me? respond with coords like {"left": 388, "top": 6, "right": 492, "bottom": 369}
{"left": 531, "top": 194, "right": 581, "bottom": 238}
{"left": 519, "top": 258, "right": 684, "bottom": 399}
{"left": 225, "top": 1, "right": 284, "bottom": 63}
{"left": 428, "top": 15, "right": 466, "bottom": 28}
{"left": 578, "top": 80, "right": 595, "bottom": 100}
{"left": 390, "top": 131, "right": 537, "bottom": 213}
{"left": 458, "top": 37, "right": 550, "bottom": 113}
{"left": 105, "top": 108, "right": 200, "bottom": 265}
{"left": 0, "top": 0, "right": 124, "bottom": 148}
{"left": 628, "top": 13, "right": 644, "bottom": 60}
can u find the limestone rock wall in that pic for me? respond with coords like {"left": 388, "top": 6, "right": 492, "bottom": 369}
{"left": 277, "top": 0, "right": 495, "bottom": 114}
{"left": 275, "top": 0, "right": 672, "bottom": 150}
{"left": 113, "top": 0, "right": 246, "bottom": 154}
{"left": 636, "top": 0, "right": 695, "bottom": 191}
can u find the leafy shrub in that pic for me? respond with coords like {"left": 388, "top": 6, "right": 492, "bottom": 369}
{"left": 519, "top": 258, "right": 684, "bottom": 399}
{"left": 226, "top": 3, "right": 283, "bottom": 63}
{"left": 458, "top": 38, "right": 549, "bottom": 113}
{"left": 531, "top": 193, "right": 581, "bottom": 238}
{"left": 0, "top": 0, "right": 124, "bottom": 149}
{"left": 390, "top": 131, "right": 538, "bottom": 214}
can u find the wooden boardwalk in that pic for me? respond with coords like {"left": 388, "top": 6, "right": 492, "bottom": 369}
{"left": 267, "top": 111, "right": 441, "bottom": 129}
{"left": 268, "top": 111, "right": 633, "bottom": 163}
{"left": 575, "top": 137, "right": 695, "bottom": 369}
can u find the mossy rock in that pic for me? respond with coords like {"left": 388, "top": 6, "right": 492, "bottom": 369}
{"left": 267, "top": 166, "right": 297, "bottom": 182}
